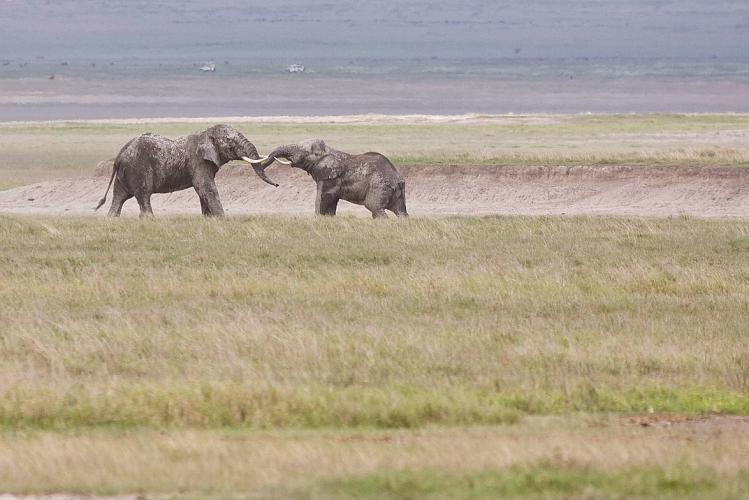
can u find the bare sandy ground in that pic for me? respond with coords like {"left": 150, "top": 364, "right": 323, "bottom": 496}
{"left": 0, "top": 163, "right": 746, "bottom": 218}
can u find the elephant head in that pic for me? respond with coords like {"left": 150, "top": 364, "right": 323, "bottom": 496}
{"left": 251, "top": 139, "right": 345, "bottom": 181}
{"left": 198, "top": 124, "right": 279, "bottom": 187}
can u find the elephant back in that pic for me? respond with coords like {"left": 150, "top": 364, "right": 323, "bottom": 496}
{"left": 118, "top": 133, "right": 187, "bottom": 168}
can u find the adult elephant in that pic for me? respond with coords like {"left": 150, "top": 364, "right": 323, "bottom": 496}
{"left": 255, "top": 139, "right": 408, "bottom": 218}
{"left": 95, "top": 124, "right": 279, "bottom": 217}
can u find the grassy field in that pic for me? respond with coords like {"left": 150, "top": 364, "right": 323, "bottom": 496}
{"left": 1, "top": 114, "right": 748, "bottom": 496}
{"left": 1, "top": 113, "right": 748, "bottom": 190}
{"left": 0, "top": 215, "right": 748, "bottom": 496}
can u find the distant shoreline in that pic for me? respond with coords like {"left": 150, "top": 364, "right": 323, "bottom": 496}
{"left": 3, "top": 112, "right": 749, "bottom": 127}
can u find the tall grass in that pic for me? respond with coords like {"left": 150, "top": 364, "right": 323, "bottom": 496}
{"left": 1, "top": 215, "right": 747, "bottom": 429}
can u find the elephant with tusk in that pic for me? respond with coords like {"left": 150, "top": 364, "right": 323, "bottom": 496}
{"left": 255, "top": 139, "right": 408, "bottom": 218}
{"left": 96, "top": 124, "right": 279, "bottom": 217}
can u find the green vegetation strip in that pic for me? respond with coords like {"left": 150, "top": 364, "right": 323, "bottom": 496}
{"left": 3, "top": 113, "right": 749, "bottom": 135}
{"left": 1, "top": 215, "right": 747, "bottom": 429}
{"left": 313, "top": 462, "right": 749, "bottom": 499}
{"left": 1, "top": 385, "right": 747, "bottom": 430}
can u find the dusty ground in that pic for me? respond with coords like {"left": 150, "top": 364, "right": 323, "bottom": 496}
{"left": 0, "top": 163, "right": 746, "bottom": 218}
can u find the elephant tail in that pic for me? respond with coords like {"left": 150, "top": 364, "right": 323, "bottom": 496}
{"left": 95, "top": 160, "right": 119, "bottom": 210}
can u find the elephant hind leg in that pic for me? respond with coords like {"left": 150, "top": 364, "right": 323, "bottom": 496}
{"left": 365, "top": 196, "right": 389, "bottom": 218}
{"left": 365, "top": 185, "right": 393, "bottom": 219}
{"left": 107, "top": 179, "right": 133, "bottom": 217}
{"left": 135, "top": 192, "right": 154, "bottom": 218}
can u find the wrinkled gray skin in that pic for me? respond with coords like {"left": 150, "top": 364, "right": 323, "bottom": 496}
{"left": 256, "top": 139, "right": 408, "bottom": 218}
{"left": 96, "top": 124, "right": 278, "bottom": 217}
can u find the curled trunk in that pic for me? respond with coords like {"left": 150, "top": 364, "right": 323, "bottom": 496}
{"left": 240, "top": 137, "right": 279, "bottom": 187}
{"left": 256, "top": 144, "right": 299, "bottom": 170}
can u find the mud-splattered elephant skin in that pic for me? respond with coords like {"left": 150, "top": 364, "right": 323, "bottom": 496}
{"left": 95, "top": 124, "right": 277, "bottom": 217}
{"left": 256, "top": 139, "right": 408, "bottom": 218}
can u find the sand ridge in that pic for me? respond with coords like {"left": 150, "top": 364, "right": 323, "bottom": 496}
{"left": 0, "top": 164, "right": 746, "bottom": 218}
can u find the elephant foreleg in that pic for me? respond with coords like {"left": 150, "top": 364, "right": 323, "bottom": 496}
{"left": 390, "top": 181, "right": 408, "bottom": 218}
{"left": 193, "top": 177, "right": 225, "bottom": 217}
{"left": 315, "top": 181, "right": 339, "bottom": 216}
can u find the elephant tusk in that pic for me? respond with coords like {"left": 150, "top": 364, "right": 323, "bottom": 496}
{"left": 242, "top": 155, "right": 292, "bottom": 165}
{"left": 241, "top": 156, "right": 267, "bottom": 164}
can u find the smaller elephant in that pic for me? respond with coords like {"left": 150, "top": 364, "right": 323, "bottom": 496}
{"left": 95, "top": 124, "right": 278, "bottom": 217}
{"left": 256, "top": 139, "right": 408, "bottom": 218}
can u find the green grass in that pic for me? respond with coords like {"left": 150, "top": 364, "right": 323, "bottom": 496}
{"left": 2, "top": 385, "right": 747, "bottom": 430}
{"left": 4, "top": 113, "right": 749, "bottom": 135}
{"left": 313, "top": 462, "right": 749, "bottom": 499}
{"left": 1, "top": 215, "right": 747, "bottom": 430}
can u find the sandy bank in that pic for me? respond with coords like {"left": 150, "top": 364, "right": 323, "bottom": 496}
{"left": 0, "top": 164, "right": 746, "bottom": 218}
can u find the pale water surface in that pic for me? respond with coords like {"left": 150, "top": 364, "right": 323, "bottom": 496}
{"left": 1, "top": 0, "right": 748, "bottom": 119}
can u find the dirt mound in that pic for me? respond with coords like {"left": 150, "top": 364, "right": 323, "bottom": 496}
{"left": 0, "top": 164, "right": 747, "bottom": 217}
{"left": 93, "top": 159, "right": 115, "bottom": 177}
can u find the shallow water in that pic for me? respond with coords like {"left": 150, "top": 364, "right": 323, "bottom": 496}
{"left": 1, "top": 0, "right": 748, "bottom": 119}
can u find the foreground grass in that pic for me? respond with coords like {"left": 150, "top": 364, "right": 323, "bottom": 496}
{"left": 0, "top": 215, "right": 747, "bottom": 430}
{"left": 1, "top": 214, "right": 748, "bottom": 496}
{"left": 1, "top": 113, "right": 748, "bottom": 190}
{"left": 318, "top": 464, "right": 749, "bottom": 500}
{"left": 1, "top": 421, "right": 748, "bottom": 497}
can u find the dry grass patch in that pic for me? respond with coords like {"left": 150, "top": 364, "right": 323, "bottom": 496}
{"left": 0, "top": 420, "right": 748, "bottom": 496}
{"left": 1, "top": 113, "right": 749, "bottom": 190}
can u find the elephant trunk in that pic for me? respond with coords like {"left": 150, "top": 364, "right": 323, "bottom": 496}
{"left": 239, "top": 136, "right": 279, "bottom": 187}
{"left": 255, "top": 144, "right": 298, "bottom": 170}
{"left": 239, "top": 136, "right": 260, "bottom": 160}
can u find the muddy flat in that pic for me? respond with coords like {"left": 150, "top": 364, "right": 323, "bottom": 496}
{"left": 0, "top": 164, "right": 746, "bottom": 218}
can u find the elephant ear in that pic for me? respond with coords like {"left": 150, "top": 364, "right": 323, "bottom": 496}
{"left": 312, "top": 155, "right": 346, "bottom": 180}
{"left": 197, "top": 136, "right": 221, "bottom": 167}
